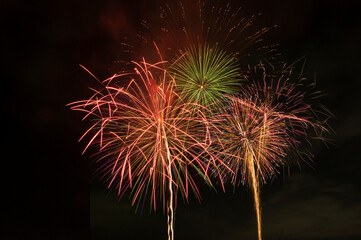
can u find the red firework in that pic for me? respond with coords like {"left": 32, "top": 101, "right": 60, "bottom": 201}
{"left": 68, "top": 49, "right": 230, "bottom": 240}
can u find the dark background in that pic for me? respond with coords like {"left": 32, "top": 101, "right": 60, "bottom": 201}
{"left": 2, "top": 0, "right": 361, "bottom": 239}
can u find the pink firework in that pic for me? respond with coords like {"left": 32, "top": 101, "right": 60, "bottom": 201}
{"left": 68, "top": 50, "right": 228, "bottom": 240}
{"left": 210, "top": 63, "right": 329, "bottom": 240}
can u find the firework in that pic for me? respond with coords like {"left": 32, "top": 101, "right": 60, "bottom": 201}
{"left": 242, "top": 62, "right": 330, "bottom": 150}
{"left": 135, "top": 0, "right": 278, "bottom": 65}
{"left": 213, "top": 96, "right": 289, "bottom": 240}
{"left": 211, "top": 63, "right": 328, "bottom": 240}
{"left": 68, "top": 52, "right": 226, "bottom": 240}
{"left": 170, "top": 43, "right": 241, "bottom": 107}
{"left": 69, "top": 1, "right": 330, "bottom": 239}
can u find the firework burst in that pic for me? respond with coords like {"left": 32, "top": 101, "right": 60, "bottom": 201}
{"left": 68, "top": 52, "right": 226, "bottom": 240}
{"left": 69, "top": 1, "right": 330, "bottom": 239}
{"left": 213, "top": 95, "right": 290, "bottom": 240}
{"left": 211, "top": 63, "right": 329, "bottom": 240}
{"left": 134, "top": 0, "right": 278, "bottom": 65}
{"left": 170, "top": 44, "right": 241, "bottom": 108}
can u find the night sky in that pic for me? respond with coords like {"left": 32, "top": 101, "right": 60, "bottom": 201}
{"left": 2, "top": 0, "right": 361, "bottom": 239}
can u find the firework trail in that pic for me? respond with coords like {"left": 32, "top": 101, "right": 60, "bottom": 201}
{"left": 68, "top": 49, "right": 227, "bottom": 240}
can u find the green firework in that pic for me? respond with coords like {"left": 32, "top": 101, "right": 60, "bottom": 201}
{"left": 170, "top": 44, "right": 242, "bottom": 107}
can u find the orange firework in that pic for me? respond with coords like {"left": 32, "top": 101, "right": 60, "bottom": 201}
{"left": 211, "top": 64, "right": 328, "bottom": 240}
{"left": 213, "top": 96, "right": 291, "bottom": 240}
